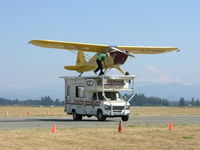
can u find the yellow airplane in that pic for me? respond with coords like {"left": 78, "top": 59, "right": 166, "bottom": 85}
{"left": 29, "top": 39, "right": 179, "bottom": 76}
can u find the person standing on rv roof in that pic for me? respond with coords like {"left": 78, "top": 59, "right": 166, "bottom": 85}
{"left": 94, "top": 53, "right": 108, "bottom": 76}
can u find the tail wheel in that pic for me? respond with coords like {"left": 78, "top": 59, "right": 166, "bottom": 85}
{"left": 97, "top": 110, "right": 106, "bottom": 121}
{"left": 125, "top": 72, "right": 129, "bottom": 75}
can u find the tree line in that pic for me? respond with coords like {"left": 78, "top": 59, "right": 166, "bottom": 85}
{"left": 125, "top": 93, "right": 200, "bottom": 107}
{"left": 0, "top": 94, "right": 200, "bottom": 107}
{"left": 0, "top": 96, "right": 64, "bottom": 106}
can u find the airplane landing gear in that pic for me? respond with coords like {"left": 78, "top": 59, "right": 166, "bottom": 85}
{"left": 125, "top": 72, "right": 129, "bottom": 75}
{"left": 79, "top": 72, "right": 83, "bottom": 77}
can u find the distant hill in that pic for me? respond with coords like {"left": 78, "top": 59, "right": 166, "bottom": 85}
{"left": 0, "top": 82, "right": 200, "bottom": 101}
{"left": 136, "top": 81, "right": 200, "bottom": 100}
{"left": 0, "top": 83, "right": 64, "bottom": 100}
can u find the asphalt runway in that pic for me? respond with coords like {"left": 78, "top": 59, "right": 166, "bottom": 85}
{"left": 0, "top": 115, "right": 200, "bottom": 130}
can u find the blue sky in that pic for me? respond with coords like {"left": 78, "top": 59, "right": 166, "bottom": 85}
{"left": 1, "top": 0, "right": 200, "bottom": 91}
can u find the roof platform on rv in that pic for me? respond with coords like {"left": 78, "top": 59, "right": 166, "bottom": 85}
{"left": 59, "top": 75, "right": 135, "bottom": 80}
{"left": 60, "top": 75, "right": 135, "bottom": 92}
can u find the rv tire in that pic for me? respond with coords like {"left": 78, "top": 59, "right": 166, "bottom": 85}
{"left": 97, "top": 110, "right": 106, "bottom": 121}
{"left": 121, "top": 115, "right": 129, "bottom": 121}
{"left": 72, "top": 111, "right": 82, "bottom": 121}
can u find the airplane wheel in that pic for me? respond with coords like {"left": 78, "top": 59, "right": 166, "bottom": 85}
{"left": 125, "top": 72, "right": 129, "bottom": 75}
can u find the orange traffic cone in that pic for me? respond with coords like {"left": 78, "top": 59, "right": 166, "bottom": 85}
{"left": 118, "top": 119, "right": 125, "bottom": 132}
{"left": 27, "top": 111, "right": 30, "bottom": 116}
{"left": 168, "top": 121, "right": 173, "bottom": 130}
{"left": 52, "top": 124, "right": 57, "bottom": 133}
{"left": 47, "top": 111, "right": 50, "bottom": 116}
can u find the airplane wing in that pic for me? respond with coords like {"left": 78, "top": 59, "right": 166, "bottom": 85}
{"left": 29, "top": 39, "right": 178, "bottom": 54}
{"left": 29, "top": 40, "right": 108, "bottom": 52}
{"left": 116, "top": 46, "right": 178, "bottom": 54}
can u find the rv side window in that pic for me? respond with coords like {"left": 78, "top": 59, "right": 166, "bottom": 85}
{"left": 67, "top": 87, "right": 70, "bottom": 96}
{"left": 92, "top": 93, "right": 97, "bottom": 100}
{"left": 76, "top": 86, "right": 85, "bottom": 98}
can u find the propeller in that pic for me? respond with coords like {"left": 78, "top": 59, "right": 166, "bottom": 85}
{"left": 109, "top": 46, "right": 135, "bottom": 58}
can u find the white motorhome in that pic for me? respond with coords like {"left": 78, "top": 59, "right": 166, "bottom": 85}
{"left": 60, "top": 75, "right": 135, "bottom": 121}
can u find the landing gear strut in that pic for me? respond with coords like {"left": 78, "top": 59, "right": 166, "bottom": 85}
{"left": 79, "top": 72, "right": 83, "bottom": 77}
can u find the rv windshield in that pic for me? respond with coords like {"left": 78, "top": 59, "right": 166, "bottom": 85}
{"left": 98, "top": 92, "right": 121, "bottom": 100}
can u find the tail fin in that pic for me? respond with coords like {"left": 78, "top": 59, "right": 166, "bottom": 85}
{"left": 76, "top": 50, "right": 86, "bottom": 65}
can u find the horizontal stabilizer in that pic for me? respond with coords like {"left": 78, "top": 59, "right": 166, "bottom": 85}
{"left": 64, "top": 65, "right": 96, "bottom": 73}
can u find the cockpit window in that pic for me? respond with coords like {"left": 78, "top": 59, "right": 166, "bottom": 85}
{"left": 98, "top": 92, "right": 104, "bottom": 100}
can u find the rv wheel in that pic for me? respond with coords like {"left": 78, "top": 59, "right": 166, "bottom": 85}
{"left": 121, "top": 115, "right": 129, "bottom": 121}
{"left": 72, "top": 111, "right": 82, "bottom": 121}
{"left": 97, "top": 110, "right": 106, "bottom": 121}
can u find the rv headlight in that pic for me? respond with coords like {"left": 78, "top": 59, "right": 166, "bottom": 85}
{"left": 126, "top": 105, "right": 130, "bottom": 110}
{"left": 104, "top": 105, "right": 111, "bottom": 110}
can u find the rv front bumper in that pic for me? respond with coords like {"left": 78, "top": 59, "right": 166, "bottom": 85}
{"left": 103, "top": 104, "right": 130, "bottom": 116}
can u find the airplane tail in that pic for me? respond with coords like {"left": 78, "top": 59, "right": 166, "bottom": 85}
{"left": 64, "top": 51, "right": 95, "bottom": 73}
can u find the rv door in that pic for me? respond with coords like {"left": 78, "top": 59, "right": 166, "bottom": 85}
{"left": 65, "top": 85, "right": 71, "bottom": 112}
